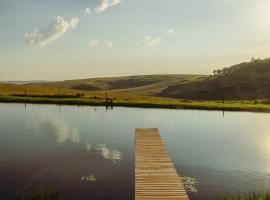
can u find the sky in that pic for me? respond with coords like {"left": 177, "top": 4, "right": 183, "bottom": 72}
{"left": 1, "top": 0, "right": 270, "bottom": 81}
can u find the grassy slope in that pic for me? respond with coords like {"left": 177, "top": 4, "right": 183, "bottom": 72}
{"left": 35, "top": 74, "right": 206, "bottom": 95}
{"left": 2, "top": 59, "right": 270, "bottom": 112}
{"left": 34, "top": 58, "right": 270, "bottom": 101}
{"left": 161, "top": 58, "right": 270, "bottom": 100}
{"left": 217, "top": 191, "right": 270, "bottom": 200}
{"left": 1, "top": 83, "right": 270, "bottom": 112}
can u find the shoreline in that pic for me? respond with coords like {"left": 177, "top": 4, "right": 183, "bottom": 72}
{"left": 0, "top": 95, "right": 270, "bottom": 113}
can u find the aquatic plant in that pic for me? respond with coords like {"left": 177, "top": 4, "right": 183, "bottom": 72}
{"left": 179, "top": 175, "right": 198, "bottom": 193}
{"left": 80, "top": 174, "right": 96, "bottom": 182}
{"left": 14, "top": 186, "right": 61, "bottom": 200}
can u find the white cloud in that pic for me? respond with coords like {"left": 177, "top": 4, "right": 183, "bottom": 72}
{"left": 143, "top": 36, "right": 161, "bottom": 46}
{"left": 120, "top": 35, "right": 126, "bottom": 40}
{"left": 89, "top": 38, "right": 100, "bottom": 47}
{"left": 166, "top": 29, "right": 175, "bottom": 34}
{"left": 84, "top": 8, "right": 92, "bottom": 16}
{"left": 105, "top": 41, "right": 114, "bottom": 48}
{"left": 25, "top": 16, "right": 80, "bottom": 46}
{"left": 70, "top": 17, "right": 79, "bottom": 29}
{"left": 88, "top": 39, "right": 114, "bottom": 48}
{"left": 95, "top": 0, "right": 122, "bottom": 13}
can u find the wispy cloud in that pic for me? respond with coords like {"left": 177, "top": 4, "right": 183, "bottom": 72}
{"left": 95, "top": 0, "right": 122, "bottom": 13}
{"left": 88, "top": 38, "right": 114, "bottom": 48}
{"left": 84, "top": 8, "right": 92, "bottom": 16}
{"left": 89, "top": 38, "right": 100, "bottom": 47}
{"left": 143, "top": 36, "right": 161, "bottom": 46}
{"left": 166, "top": 29, "right": 175, "bottom": 34}
{"left": 25, "top": 16, "right": 79, "bottom": 46}
{"left": 105, "top": 41, "right": 114, "bottom": 48}
{"left": 70, "top": 17, "right": 80, "bottom": 29}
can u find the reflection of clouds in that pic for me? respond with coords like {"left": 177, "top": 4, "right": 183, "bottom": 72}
{"left": 86, "top": 144, "right": 92, "bottom": 151}
{"left": 27, "top": 111, "right": 122, "bottom": 163}
{"left": 96, "top": 144, "right": 122, "bottom": 163}
{"left": 29, "top": 113, "right": 80, "bottom": 143}
{"left": 86, "top": 143, "right": 122, "bottom": 163}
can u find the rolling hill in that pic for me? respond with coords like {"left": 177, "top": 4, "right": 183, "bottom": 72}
{"left": 160, "top": 58, "right": 270, "bottom": 100}
{"left": 33, "top": 74, "right": 206, "bottom": 96}
{"left": 2, "top": 58, "right": 270, "bottom": 101}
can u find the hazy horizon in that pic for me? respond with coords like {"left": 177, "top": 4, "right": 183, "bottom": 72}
{"left": 1, "top": 73, "right": 208, "bottom": 82}
{"left": 1, "top": 0, "right": 270, "bottom": 81}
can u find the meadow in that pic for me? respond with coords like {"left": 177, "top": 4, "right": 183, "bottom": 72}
{"left": 1, "top": 83, "right": 270, "bottom": 112}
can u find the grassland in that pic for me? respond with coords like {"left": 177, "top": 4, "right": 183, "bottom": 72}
{"left": 217, "top": 191, "right": 270, "bottom": 200}
{"left": 161, "top": 58, "right": 270, "bottom": 100}
{"left": 27, "top": 58, "right": 270, "bottom": 101}
{"left": 30, "top": 74, "right": 207, "bottom": 95}
{"left": 1, "top": 83, "right": 270, "bottom": 112}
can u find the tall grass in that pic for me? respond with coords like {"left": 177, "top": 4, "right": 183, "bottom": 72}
{"left": 13, "top": 187, "right": 61, "bottom": 200}
{"left": 1, "top": 83, "right": 270, "bottom": 112}
{"left": 217, "top": 191, "right": 270, "bottom": 200}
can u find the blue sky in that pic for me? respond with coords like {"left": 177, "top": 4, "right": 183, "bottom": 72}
{"left": 1, "top": 0, "right": 270, "bottom": 80}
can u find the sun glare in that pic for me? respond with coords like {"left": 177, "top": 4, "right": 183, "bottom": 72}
{"left": 256, "top": 1, "right": 270, "bottom": 27}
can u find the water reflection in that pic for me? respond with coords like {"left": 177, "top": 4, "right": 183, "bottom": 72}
{"left": 95, "top": 144, "right": 122, "bottom": 163}
{"left": 28, "top": 111, "right": 123, "bottom": 163}
{"left": 85, "top": 143, "right": 122, "bottom": 163}
{"left": 1, "top": 103, "right": 270, "bottom": 200}
{"left": 28, "top": 113, "right": 80, "bottom": 143}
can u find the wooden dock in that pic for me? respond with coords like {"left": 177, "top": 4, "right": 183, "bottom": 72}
{"left": 135, "top": 128, "right": 189, "bottom": 200}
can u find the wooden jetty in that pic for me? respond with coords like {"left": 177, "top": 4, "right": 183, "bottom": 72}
{"left": 135, "top": 128, "right": 189, "bottom": 200}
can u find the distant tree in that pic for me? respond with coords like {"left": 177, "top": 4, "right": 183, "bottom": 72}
{"left": 216, "top": 69, "right": 222, "bottom": 75}
{"left": 250, "top": 57, "right": 256, "bottom": 62}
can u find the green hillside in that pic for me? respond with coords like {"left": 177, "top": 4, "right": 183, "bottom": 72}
{"left": 35, "top": 74, "right": 206, "bottom": 96}
{"left": 7, "top": 58, "right": 270, "bottom": 101}
{"left": 160, "top": 58, "right": 270, "bottom": 100}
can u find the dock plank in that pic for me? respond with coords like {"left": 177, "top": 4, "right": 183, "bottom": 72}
{"left": 135, "top": 128, "right": 189, "bottom": 200}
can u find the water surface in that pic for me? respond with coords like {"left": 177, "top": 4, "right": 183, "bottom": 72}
{"left": 0, "top": 103, "right": 269, "bottom": 199}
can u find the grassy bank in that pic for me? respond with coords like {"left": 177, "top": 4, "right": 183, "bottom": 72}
{"left": 217, "top": 191, "right": 270, "bottom": 200}
{"left": 1, "top": 95, "right": 270, "bottom": 112}
{"left": 1, "top": 80, "right": 270, "bottom": 112}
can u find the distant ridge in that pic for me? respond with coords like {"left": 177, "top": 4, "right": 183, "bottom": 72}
{"left": 3, "top": 80, "right": 50, "bottom": 85}
{"left": 33, "top": 74, "right": 206, "bottom": 96}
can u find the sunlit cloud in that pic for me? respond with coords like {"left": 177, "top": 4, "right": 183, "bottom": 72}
{"left": 88, "top": 39, "right": 114, "bottom": 48}
{"left": 84, "top": 8, "right": 92, "bottom": 16}
{"left": 120, "top": 34, "right": 127, "bottom": 40}
{"left": 95, "top": 0, "right": 122, "bottom": 13}
{"left": 89, "top": 38, "right": 100, "bottom": 47}
{"left": 70, "top": 17, "right": 80, "bottom": 29}
{"left": 25, "top": 16, "right": 79, "bottom": 46}
{"left": 105, "top": 41, "right": 114, "bottom": 48}
{"left": 166, "top": 29, "right": 175, "bottom": 34}
{"left": 143, "top": 36, "right": 161, "bottom": 46}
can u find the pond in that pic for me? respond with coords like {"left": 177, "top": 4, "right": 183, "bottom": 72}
{"left": 0, "top": 103, "right": 269, "bottom": 199}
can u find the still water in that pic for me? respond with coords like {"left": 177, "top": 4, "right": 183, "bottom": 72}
{"left": 0, "top": 103, "right": 269, "bottom": 199}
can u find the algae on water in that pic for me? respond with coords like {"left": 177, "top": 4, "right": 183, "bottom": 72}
{"left": 80, "top": 175, "right": 96, "bottom": 182}
{"left": 180, "top": 175, "right": 198, "bottom": 193}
